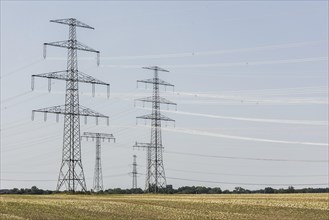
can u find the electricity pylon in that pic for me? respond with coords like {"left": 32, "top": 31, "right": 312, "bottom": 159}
{"left": 134, "top": 66, "right": 176, "bottom": 193}
{"left": 129, "top": 155, "right": 138, "bottom": 189}
{"left": 81, "top": 132, "right": 115, "bottom": 192}
{"left": 31, "top": 18, "right": 110, "bottom": 192}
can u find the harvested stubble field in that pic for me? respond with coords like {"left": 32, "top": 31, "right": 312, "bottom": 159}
{"left": 0, "top": 193, "right": 328, "bottom": 220}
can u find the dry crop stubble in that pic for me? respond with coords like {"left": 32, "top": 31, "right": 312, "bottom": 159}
{"left": 0, "top": 194, "right": 328, "bottom": 220}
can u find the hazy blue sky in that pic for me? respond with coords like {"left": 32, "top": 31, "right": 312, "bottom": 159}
{"left": 1, "top": 1, "right": 328, "bottom": 190}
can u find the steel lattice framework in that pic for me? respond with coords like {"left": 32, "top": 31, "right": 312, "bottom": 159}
{"left": 31, "top": 18, "right": 109, "bottom": 192}
{"left": 130, "top": 155, "right": 138, "bottom": 189}
{"left": 134, "top": 66, "right": 176, "bottom": 193}
{"left": 81, "top": 132, "right": 115, "bottom": 192}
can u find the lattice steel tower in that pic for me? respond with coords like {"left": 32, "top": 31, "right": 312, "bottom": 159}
{"left": 130, "top": 155, "right": 138, "bottom": 189}
{"left": 134, "top": 66, "right": 176, "bottom": 193}
{"left": 31, "top": 18, "right": 110, "bottom": 192}
{"left": 81, "top": 132, "right": 115, "bottom": 192}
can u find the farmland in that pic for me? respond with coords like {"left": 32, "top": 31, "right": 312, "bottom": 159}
{"left": 0, "top": 194, "right": 328, "bottom": 219}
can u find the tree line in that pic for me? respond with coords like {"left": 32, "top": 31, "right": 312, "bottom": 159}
{"left": 1, "top": 185, "right": 328, "bottom": 195}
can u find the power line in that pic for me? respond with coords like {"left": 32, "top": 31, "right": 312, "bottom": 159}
{"left": 1, "top": 179, "right": 56, "bottom": 182}
{"left": 83, "top": 41, "right": 320, "bottom": 60}
{"left": 164, "top": 168, "right": 328, "bottom": 178}
{"left": 2, "top": 171, "right": 327, "bottom": 187}
{"left": 110, "top": 132, "right": 327, "bottom": 164}
{"left": 190, "top": 86, "right": 328, "bottom": 96}
{"left": 1, "top": 90, "right": 33, "bottom": 103}
{"left": 0, "top": 59, "right": 43, "bottom": 79}
{"left": 4, "top": 168, "right": 326, "bottom": 178}
{"left": 102, "top": 57, "right": 328, "bottom": 69}
{"left": 102, "top": 174, "right": 128, "bottom": 178}
{"left": 2, "top": 165, "right": 130, "bottom": 175}
{"left": 158, "top": 108, "right": 327, "bottom": 126}
{"left": 1, "top": 174, "right": 128, "bottom": 182}
{"left": 161, "top": 126, "right": 328, "bottom": 147}
{"left": 1, "top": 171, "right": 58, "bottom": 174}
{"left": 1, "top": 93, "right": 48, "bottom": 112}
{"left": 3, "top": 134, "right": 62, "bottom": 153}
{"left": 1, "top": 82, "right": 57, "bottom": 111}
{"left": 165, "top": 176, "right": 329, "bottom": 187}
{"left": 3, "top": 175, "right": 327, "bottom": 187}
{"left": 164, "top": 150, "right": 328, "bottom": 163}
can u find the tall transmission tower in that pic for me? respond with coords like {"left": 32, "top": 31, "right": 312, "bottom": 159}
{"left": 31, "top": 18, "right": 110, "bottom": 192}
{"left": 129, "top": 155, "right": 138, "bottom": 189}
{"left": 81, "top": 132, "right": 115, "bottom": 192}
{"left": 134, "top": 66, "right": 176, "bottom": 193}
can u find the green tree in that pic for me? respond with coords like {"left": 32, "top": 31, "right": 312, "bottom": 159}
{"left": 264, "top": 187, "right": 275, "bottom": 194}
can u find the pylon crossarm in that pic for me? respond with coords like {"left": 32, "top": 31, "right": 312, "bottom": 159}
{"left": 133, "top": 142, "right": 157, "bottom": 150}
{"left": 137, "top": 78, "right": 174, "bottom": 88}
{"left": 31, "top": 70, "right": 67, "bottom": 91}
{"left": 83, "top": 132, "right": 114, "bottom": 138}
{"left": 135, "top": 96, "right": 176, "bottom": 106}
{"left": 44, "top": 41, "right": 70, "bottom": 50}
{"left": 50, "top": 18, "right": 95, "bottom": 29}
{"left": 79, "top": 106, "right": 107, "bottom": 117}
{"left": 77, "top": 72, "right": 110, "bottom": 98}
{"left": 81, "top": 132, "right": 115, "bottom": 142}
{"left": 142, "top": 66, "right": 169, "bottom": 72}
{"left": 32, "top": 105, "right": 66, "bottom": 122}
{"left": 32, "top": 105, "right": 109, "bottom": 125}
{"left": 32, "top": 105, "right": 107, "bottom": 116}
{"left": 133, "top": 142, "right": 151, "bottom": 148}
{"left": 32, "top": 71, "right": 109, "bottom": 97}
{"left": 137, "top": 113, "right": 175, "bottom": 122}
{"left": 81, "top": 135, "right": 115, "bottom": 142}
{"left": 134, "top": 145, "right": 163, "bottom": 150}
{"left": 32, "top": 71, "right": 107, "bottom": 85}
{"left": 79, "top": 106, "right": 109, "bottom": 125}
{"left": 75, "top": 41, "right": 99, "bottom": 53}
{"left": 32, "top": 70, "right": 68, "bottom": 80}
{"left": 43, "top": 40, "right": 100, "bottom": 65}
{"left": 77, "top": 71, "right": 109, "bottom": 85}
{"left": 44, "top": 40, "right": 99, "bottom": 53}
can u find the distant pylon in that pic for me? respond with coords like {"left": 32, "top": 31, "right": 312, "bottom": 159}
{"left": 130, "top": 155, "right": 138, "bottom": 189}
{"left": 134, "top": 66, "right": 177, "bottom": 193}
{"left": 31, "top": 18, "right": 110, "bottom": 192}
{"left": 81, "top": 132, "right": 115, "bottom": 192}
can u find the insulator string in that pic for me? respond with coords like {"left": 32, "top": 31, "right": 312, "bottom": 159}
{"left": 97, "top": 52, "right": 100, "bottom": 66}
{"left": 48, "top": 78, "right": 51, "bottom": 92}
{"left": 92, "top": 83, "right": 95, "bottom": 97}
{"left": 31, "top": 111, "right": 35, "bottom": 121}
{"left": 31, "top": 77, "right": 35, "bottom": 91}
{"left": 43, "top": 44, "right": 47, "bottom": 59}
